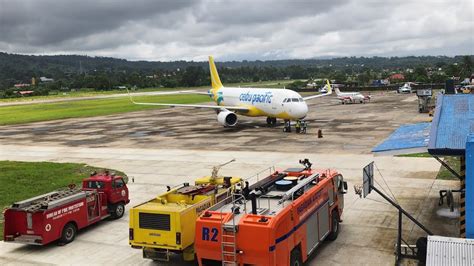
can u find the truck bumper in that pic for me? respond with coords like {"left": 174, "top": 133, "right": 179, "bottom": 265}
{"left": 143, "top": 246, "right": 194, "bottom": 262}
{"left": 143, "top": 248, "right": 170, "bottom": 262}
{"left": 4, "top": 234, "right": 43, "bottom": 245}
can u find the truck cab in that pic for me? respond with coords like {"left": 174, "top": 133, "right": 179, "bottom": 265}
{"left": 82, "top": 171, "right": 130, "bottom": 218}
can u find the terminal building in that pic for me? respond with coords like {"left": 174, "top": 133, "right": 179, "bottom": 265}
{"left": 373, "top": 92, "right": 474, "bottom": 263}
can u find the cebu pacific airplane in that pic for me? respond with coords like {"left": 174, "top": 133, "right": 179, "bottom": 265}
{"left": 128, "top": 56, "right": 332, "bottom": 129}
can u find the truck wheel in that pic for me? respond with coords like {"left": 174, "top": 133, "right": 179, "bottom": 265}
{"left": 112, "top": 202, "right": 125, "bottom": 219}
{"left": 60, "top": 223, "right": 77, "bottom": 244}
{"left": 290, "top": 247, "right": 302, "bottom": 266}
{"left": 327, "top": 211, "right": 339, "bottom": 241}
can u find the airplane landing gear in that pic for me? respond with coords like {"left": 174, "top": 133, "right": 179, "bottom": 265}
{"left": 266, "top": 117, "right": 277, "bottom": 127}
{"left": 283, "top": 120, "right": 291, "bottom": 132}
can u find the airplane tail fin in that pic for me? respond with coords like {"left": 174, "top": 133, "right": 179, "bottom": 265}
{"left": 209, "top": 56, "right": 223, "bottom": 90}
{"left": 326, "top": 79, "right": 334, "bottom": 95}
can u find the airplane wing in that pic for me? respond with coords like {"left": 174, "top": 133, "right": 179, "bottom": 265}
{"left": 303, "top": 92, "right": 332, "bottom": 101}
{"left": 127, "top": 89, "right": 249, "bottom": 112}
{"left": 303, "top": 79, "right": 333, "bottom": 100}
{"left": 177, "top": 90, "right": 213, "bottom": 96}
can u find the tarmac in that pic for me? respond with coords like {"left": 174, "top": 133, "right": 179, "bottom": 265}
{"left": 0, "top": 92, "right": 461, "bottom": 265}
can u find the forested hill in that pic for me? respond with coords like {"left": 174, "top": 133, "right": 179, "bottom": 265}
{"left": 0, "top": 52, "right": 472, "bottom": 93}
{"left": 1, "top": 52, "right": 467, "bottom": 73}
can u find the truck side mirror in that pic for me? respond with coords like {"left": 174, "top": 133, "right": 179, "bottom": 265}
{"left": 343, "top": 181, "right": 348, "bottom": 191}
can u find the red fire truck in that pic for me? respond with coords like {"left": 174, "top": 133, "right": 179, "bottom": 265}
{"left": 195, "top": 160, "right": 347, "bottom": 266}
{"left": 3, "top": 171, "right": 130, "bottom": 245}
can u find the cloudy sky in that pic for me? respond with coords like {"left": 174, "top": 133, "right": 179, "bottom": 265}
{"left": 0, "top": 0, "right": 472, "bottom": 61}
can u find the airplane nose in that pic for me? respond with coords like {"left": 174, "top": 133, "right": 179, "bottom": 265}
{"left": 293, "top": 103, "right": 308, "bottom": 119}
{"left": 300, "top": 103, "right": 309, "bottom": 118}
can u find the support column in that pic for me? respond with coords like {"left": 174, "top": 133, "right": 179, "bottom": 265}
{"left": 460, "top": 156, "right": 466, "bottom": 238}
{"left": 466, "top": 134, "right": 474, "bottom": 238}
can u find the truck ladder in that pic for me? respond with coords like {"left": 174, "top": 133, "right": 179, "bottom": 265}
{"left": 220, "top": 193, "right": 245, "bottom": 266}
{"left": 13, "top": 188, "right": 83, "bottom": 212}
{"left": 221, "top": 224, "right": 237, "bottom": 266}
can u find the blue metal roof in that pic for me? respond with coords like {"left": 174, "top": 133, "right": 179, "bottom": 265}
{"left": 372, "top": 122, "right": 431, "bottom": 154}
{"left": 428, "top": 94, "right": 474, "bottom": 155}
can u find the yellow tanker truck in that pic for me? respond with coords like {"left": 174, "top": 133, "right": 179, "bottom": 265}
{"left": 129, "top": 160, "right": 241, "bottom": 262}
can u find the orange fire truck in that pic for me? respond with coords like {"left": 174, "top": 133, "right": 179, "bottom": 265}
{"left": 194, "top": 161, "right": 347, "bottom": 265}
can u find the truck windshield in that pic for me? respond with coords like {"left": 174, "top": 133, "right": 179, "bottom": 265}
{"left": 86, "top": 181, "right": 105, "bottom": 189}
{"left": 113, "top": 178, "right": 125, "bottom": 188}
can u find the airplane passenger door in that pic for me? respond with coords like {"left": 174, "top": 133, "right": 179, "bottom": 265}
{"left": 282, "top": 98, "right": 293, "bottom": 114}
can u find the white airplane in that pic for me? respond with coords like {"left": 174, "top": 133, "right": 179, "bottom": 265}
{"left": 397, "top": 83, "right": 413, "bottom": 93}
{"left": 128, "top": 56, "right": 332, "bottom": 129}
{"left": 334, "top": 85, "right": 371, "bottom": 104}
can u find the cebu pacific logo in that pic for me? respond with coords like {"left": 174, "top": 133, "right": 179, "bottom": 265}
{"left": 216, "top": 92, "right": 224, "bottom": 105}
{"left": 239, "top": 91, "right": 273, "bottom": 104}
{"left": 208, "top": 89, "right": 224, "bottom": 105}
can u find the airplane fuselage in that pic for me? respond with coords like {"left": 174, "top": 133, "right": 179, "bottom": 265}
{"left": 335, "top": 88, "right": 370, "bottom": 103}
{"left": 338, "top": 92, "right": 365, "bottom": 100}
{"left": 210, "top": 87, "right": 308, "bottom": 120}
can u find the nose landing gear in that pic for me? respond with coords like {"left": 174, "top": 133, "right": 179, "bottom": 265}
{"left": 266, "top": 117, "right": 277, "bottom": 127}
{"left": 283, "top": 120, "right": 292, "bottom": 132}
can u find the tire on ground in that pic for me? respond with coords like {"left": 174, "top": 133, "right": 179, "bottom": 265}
{"left": 327, "top": 211, "right": 340, "bottom": 241}
{"left": 60, "top": 222, "right": 77, "bottom": 244}
{"left": 290, "top": 246, "right": 303, "bottom": 266}
{"left": 111, "top": 202, "right": 125, "bottom": 219}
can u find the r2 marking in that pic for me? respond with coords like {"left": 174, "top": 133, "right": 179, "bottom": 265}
{"left": 202, "top": 227, "right": 218, "bottom": 242}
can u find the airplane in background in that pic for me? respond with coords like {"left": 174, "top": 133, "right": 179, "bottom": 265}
{"left": 397, "top": 82, "right": 413, "bottom": 94}
{"left": 128, "top": 56, "right": 332, "bottom": 131}
{"left": 333, "top": 84, "right": 371, "bottom": 104}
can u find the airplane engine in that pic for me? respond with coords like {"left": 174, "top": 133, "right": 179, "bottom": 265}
{"left": 217, "top": 110, "right": 238, "bottom": 127}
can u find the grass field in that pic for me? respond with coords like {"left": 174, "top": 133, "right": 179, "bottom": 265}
{"left": 0, "top": 87, "right": 191, "bottom": 103}
{"left": 0, "top": 80, "right": 300, "bottom": 103}
{"left": 0, "top": 161, "right": 125, "bottom": 239}
{"left": 0, "top": 79, "right": 301, "bottom": 125}
{"left": 396, "top": 152, "right": 460, "bottom": 180}
{"left": 0, "top": 94, "right": 209, "bottom": 125}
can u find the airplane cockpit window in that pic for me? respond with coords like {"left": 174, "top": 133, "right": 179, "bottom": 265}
{"left": 284, "top": 98, "right": 303, "bottom": 103}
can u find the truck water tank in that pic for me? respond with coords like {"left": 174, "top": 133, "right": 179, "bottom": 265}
{"left": 276, "top": 180, "right": 294, "bottom": 191}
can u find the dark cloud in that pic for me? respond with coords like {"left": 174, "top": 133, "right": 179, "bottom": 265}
{"left": 0, "top": 0, "right": 472, "bottom": 60}
{"left": 0, "top": 0, "right": 194, "bottom": 45}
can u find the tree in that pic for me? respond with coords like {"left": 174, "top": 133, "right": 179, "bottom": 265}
{"left": 180, "top": 66, "right": 206, "bottom": 87}
{"left": 413, "top": 66, "right": 428, "bottom": 82}
{"left": 330, "top": 71, "right": 347, "bottom": 83}
{"left": 460, "top": 55, "right": 473, "bottom": 78}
